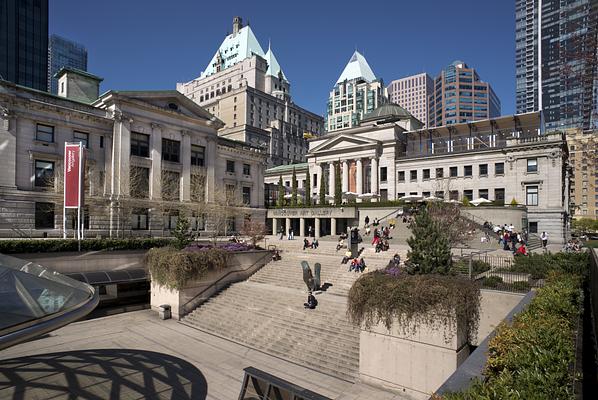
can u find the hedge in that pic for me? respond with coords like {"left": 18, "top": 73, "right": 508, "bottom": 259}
{"left": 0, "top": 238, "right": 173, "bottom": 254}
{"left": 511, "top": 252, "right": 589, "bottom": 280}
{"left": 439, "top": 272, "right": 582, "bottom": 400}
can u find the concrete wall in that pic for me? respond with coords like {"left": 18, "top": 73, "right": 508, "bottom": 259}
{"left": 460, "top": 206, "right": 527, "bottom": 230}
{"left": 15, "top": 250, "right": 146, "bottom": 273}
{"left": 150, "top": 250, "right": 271, "bottom": 319}
{"left": 475, "top": 289, "right": 525, "bottom": 345}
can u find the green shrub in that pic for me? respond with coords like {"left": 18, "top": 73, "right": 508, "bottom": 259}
{"left": 146, "top": 246, "right": 229, "bottom": 290}
{"left": 512, "top": 252, "right": 589, "bottom": 279}
{"left": 0, "top": 238, "right": 173, "bottom": 254}
{"left": 406, "top": 207, "right": 452, "bottom": 275}
{"left": 482, "top": 275, "right": 503, "bottom": 288}
{"left": 510, "top": 280, "right": 530, "bottom": 292}
{"left": 347, "top": 271, "right": 480, "bottom": 344}
{"left": 454, "top": 260, "right": 492, "bottom": 275}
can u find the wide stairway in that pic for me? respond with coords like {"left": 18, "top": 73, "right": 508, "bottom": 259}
{"left": 181, "top": 249, "right": 398, "bottom": 382}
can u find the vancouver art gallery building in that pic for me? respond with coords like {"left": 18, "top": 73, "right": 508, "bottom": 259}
{"left": 264, "top": 104, "right": 571, "bottom": 243}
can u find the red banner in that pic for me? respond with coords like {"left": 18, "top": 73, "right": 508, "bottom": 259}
{"left": 64, "top": 144, "right": 82, "bottom": 208}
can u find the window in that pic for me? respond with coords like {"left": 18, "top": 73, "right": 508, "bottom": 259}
{"left": 380, "top": 167, "right": 387, "bottom": 182}
{"left": 242, "top": 186, "right": 251, "bottom": 204}
{"left": 464, "top": 190, "right": 473, "bottom": 201}
{"left": 494, "top": 188, "right": 505, "bottom": 204}
{"left": 526, "top": 185, "right": 538, "bottom": 206}
{"left": 226, "top": 160, "right": 235, "bottom": 173}
{"left": 410, "top": 170, "right": 417, "bottom": 181}
{"left": 397, "top": 192, "right": 406, "bottom": 198}
{"left": 423, "top": 191, "right": 431, "bottom": 198}
{"left": 479, "top": 189, "right": 489, "bottom": 199}
{"left": 130, "top": 166, "right": 149, "bottom": 198}
{"left": 131, "top": 132, "right": 150, "bottom": 157}
{"left": 162, "top": 139, "right": 180, "bottom": 163}
{"left": 435, "top": 191, "right": 444, "bottom": 199}
{"left": 450, "top": 166, "right": 458, "bottom": 177}
{"left": 398, "top": 171, "right": 405, "bottom": 182}
{"left": 36, "top": 124, "right": 54, "bottom": 142}
{"left": 527, "top": 158, "right": 538, "bottom": 173}
{"left": 161, "top": 171, "right": 180, "bottom": 200}
{"left": 243, "top": 163, "right": 251, "bottom": 176}
{"left": 435, "top": 168, "right": 444, "bottom": 178}
{"left": 131, "top": 208, "right": 149, "bottom": 230}
{"left": 479, "top": 164, "right": 488, "bottom": 176}
{"left": 313, "top": 174, "right": 317, "bottom": 185}
{"left": 34, "top": 160, "right": 54, "bottom": 188}
{"left": 423, "top": 169, "right": 430, "bottom": 180}
{"left": 191, "top": 145, "right": 205, "bottom": 166}
{"left": 35, "top": 202, "right": 54, "bottom": 229}
{"left": 164, "top": 211, "right": 178, "bottom": 230}
{"left": 529, "top": 221, "right": 538, "bottom": 234}
{"left": 100, "top": 135, "right": 104, "bottom": 148}
{"left": 73, "top": 131, "right": 89, "bottom": 148}
{"left": 495, "top": 162, "right": 504, "bottom": 175}
{"left": 464, "top": 165, "right": 472, "bottom": 177}
{"left": 449, "top": 190, "right": 459, "bottom": 200}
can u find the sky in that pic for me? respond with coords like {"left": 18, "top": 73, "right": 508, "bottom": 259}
{"left": 50, "top": 0, "right": 516, "bottom": 116}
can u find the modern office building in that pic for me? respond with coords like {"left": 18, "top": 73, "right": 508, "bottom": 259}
{"left": 428, "top": 61, "right": 501, "bottom": 127}
{"left": 265, "top": 108, "right": 569, "bottom": 243}
{"left": 566, "top": 128, "right": 598, "bottom": 219}
{"left": 177, "top": 17, "right": 323, "bottom": 167}
{"left": 0, "top": 0, "right": 49, "bottom": 91}
{"left": 48, "top": 34, "right": 88, "bottom": 94}
{"left": 0, "top": 69, "right": 266, "bottom": 238}
{"left": 515, "top": 0, "right": 598, "bottom": 130}
{"left": 387, "top": 73, "right": 433, "bottom": 128}
{"left": 325, "top": 51, "right": 387, "bottom": 132}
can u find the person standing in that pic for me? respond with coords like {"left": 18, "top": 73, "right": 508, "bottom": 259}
{"left": 364, "top": 215, "right": 370, "bottom": 227}
{"left": 541, "top": 231, "right": 549, "bottom": 249}
{"left": 308, "top": 225, "right": 313, "bottom": 238}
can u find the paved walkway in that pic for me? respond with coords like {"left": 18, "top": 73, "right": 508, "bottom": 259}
{"left": 0, "top": 310, "right": 407, "bottom": 400}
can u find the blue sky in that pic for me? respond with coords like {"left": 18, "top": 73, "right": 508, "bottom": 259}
{"left": 50, "top": 0, "right": 516, "bottom": 116}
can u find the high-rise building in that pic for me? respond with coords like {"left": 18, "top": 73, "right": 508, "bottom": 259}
{"left": 48, "top": 34, "right": 88, "bottom": 94}
{"left": 566, "top": 128, "right": 598, "bottom": 219}
{"left": 325, "top": 51, "right": 386, "bottom": 132}
{"left": 177, "top": 17, "right": 323, "bottom": 167}
{"left": 428, "top": 61, "right": 501, "bottom": 127}
{"left": 515, "top": 0, "right": 598, "bottom": 130}
{"left": 0, "top": 0, "right": 49, "bottom": 91}
{"left": 387, "top": 73, "right": 433, "bottom": 128}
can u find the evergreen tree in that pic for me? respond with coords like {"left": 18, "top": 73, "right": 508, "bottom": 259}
{"left": 334, "top": 162, "right": 342, "bottom": 205}
{"left": 172, "top": 212, "right": 192, "bottom": 249}
{"left": 304, "top": 172, "right": 312, "bottom": 206}
{"left": 406, "top": 207, "right": 452, "bottom": 274}
{"left": 277, "top": 176, "right": 285, "bottom": 207}
{"left": 291, "top": 167, "right": 298, "bottom": 206}
{"left": 319, "top": 170, "right": 327, "bottom": 205}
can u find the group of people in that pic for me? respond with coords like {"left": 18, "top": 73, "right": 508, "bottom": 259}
{"left": 280, "top": 225, "right": 315, "bottom": 240}
{"left": 485, "top": 222, "right": 530, "bottom": 255}
{"left": 564, "top": 238, "right": 584, "bottom": 253}
{"left": 303, "top": 237, "right": 319, "bottom": 250}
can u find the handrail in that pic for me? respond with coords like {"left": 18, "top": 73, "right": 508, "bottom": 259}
{"left": 365, "top": 206, "right": 404, "bottom": 227}
{"left": 180, "top": 250, "right": 272, "bottom": 313}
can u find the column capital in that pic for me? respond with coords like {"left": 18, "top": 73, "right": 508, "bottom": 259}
{"left": 150, "top": 122, "right": 163, "bottom": 130}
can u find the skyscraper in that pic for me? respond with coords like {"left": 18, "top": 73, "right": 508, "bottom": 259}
{"left": 0, "top": 0, "right": 49, "bottom": 91}
{"left": 387, "top": 73, "right": 433, "bottom": 128}
{"left": 326, "top": 51, "right": 386, "bottom": 132}
{"left": 515, "top": 0, "right": 598, "bottom": 130}
{"left": 48, "top": 34, "right": 88, "bottom": 94}
{"left": 428, "top": 61, "right": 501, "bottom": 127}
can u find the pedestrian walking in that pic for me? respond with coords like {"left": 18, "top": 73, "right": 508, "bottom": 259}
{"left": 541, "top": 231, "right": 549, "bottom": 249}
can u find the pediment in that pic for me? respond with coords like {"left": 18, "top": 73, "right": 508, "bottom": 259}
{"left": 310, "top": 134, "right": 380, "bottom": 154}
{"left": 121, "top": 91, "right": 215, "bottom": 121}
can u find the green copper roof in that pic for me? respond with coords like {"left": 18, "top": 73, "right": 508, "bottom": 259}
{"left": 265, "top": 163, "right": 308, "bottom": 175}
{"left": 361, "top": 103, "right": 413, "bottom": 123}
{"left": 264, "top": 42, "right": 287, "bottom": 81}
{"left": 54, "top": 67, "right": 103, "bottom": 82}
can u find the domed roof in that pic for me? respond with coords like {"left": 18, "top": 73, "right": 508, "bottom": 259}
{"left": 361, "top": 103, "right": 413, "bottom": 124}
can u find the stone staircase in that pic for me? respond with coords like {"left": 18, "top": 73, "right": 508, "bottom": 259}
{"left": 181, "top": 250, "right": 396, "bottom": 382}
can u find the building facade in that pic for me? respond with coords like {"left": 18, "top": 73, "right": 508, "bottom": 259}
{"left": 566, "top": 128, "right": 598, "bottom": 219}
{"left": 515, "top": 0, "right": 598, "bottom": 130}
{"left": 265, "top": 106, "right": 569, "bottom": 243}
{"left": 387, "top": 73, "right": 433, "bottom": 128}
{"left": 0, "top": 72, "right": 266, "bottom": 238}
{"left": 48, "top": 34, "right": 88, "bottom": 95}
{"left": 0, "top": 0, "right": 49, "bottom": 91}
{"left": 428, "top": 61, "right": 501, "bottom": 127}
{"left": 177, "top": 17, "right": 323, "bottom": 167}
{"left": 325, "top": 51, "right": 386, "bottom": 132}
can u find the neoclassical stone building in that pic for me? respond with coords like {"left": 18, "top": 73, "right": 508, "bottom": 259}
{"left": 0, "top": 70, "right": 266, "bottom": 238}
{"left": 265, "top": 104, "right": 570, "bottom": 242}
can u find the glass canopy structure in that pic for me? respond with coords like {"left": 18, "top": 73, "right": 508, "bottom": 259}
{"left": 0, "top": 253, "right": 98, "bottom": 350}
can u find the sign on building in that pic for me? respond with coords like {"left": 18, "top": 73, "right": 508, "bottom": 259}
{"left": 63, "top": 142, "right": 86, "bottom": 239}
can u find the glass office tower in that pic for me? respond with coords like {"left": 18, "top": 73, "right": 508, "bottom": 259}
{"left": 48, "top": 34, "right": 88, "bottom": 94}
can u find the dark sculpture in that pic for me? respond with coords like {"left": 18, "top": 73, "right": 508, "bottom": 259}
{"left": 301, "top": 260, "right": 315, "bottom": 291}
{"left": 313, "top": 263, "right": 321, "bottom": 290}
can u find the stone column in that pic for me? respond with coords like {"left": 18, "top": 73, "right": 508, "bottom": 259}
{"left": 181, "top": 131, "right": 191, "bottom": 201}
{"left": 315, "top": 217, "right": 321, "bottom": 238}
{"left": 371, "top": 158, "right": 378, "bottom": 201}
{"left": 205, "top": 138, "right": 217, "bottom": 202}
{"left": 299, "top": 218, "right": 305, "bottom": 237}
{"left": 329, "top": 162, "right": 335, "bottom": 198}
{"left": 356, "top": 159, "right": 363, "bottom": 195}
{"left": 150, "top": 123, "right": 162, "bottom": 200}
{"left": 285, "top": 217, "right": 291, "bottom": 236}
{"left": 342, "top": 160, "right": 349, "bottom": 193}
{"left": 272, "top": 218, "right": 278, "bottom": 235}
{"left": 316, "top": 163, "right": 323, "bottom": 198}
{"left": 0, "top": 109, "right": 17, "bottom": 188}
{"left": 331, "top": 218, "right": 337, "bottom": 236}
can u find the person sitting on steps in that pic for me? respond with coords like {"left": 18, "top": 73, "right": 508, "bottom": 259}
{"left": 304, "top": 292, "right": 318, "bottom": 309}
{"left": 303, "top": 238, "right": 310, "bottom": 250}
{"left": 341, "top": 250, "right": 352, "bottom": 264}
{"left": 311, "top": 238, "right": 319, "bottom": 249}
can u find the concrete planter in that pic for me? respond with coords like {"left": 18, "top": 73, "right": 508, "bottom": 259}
{"left": 150, "top": 250, "right": 270, "bottom": 320}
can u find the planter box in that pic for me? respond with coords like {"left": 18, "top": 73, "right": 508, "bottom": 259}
{"left": 359, "top": 314, "right": 469, "bottom": 400}
{"left": 150, "top": 250, "right": 270, "bottom": 320}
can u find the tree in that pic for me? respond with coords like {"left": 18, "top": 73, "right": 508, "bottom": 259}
{"left": 206, "top": 186, "right": 244, "bottom": 243}
{"left": 334, "top": 163, "right": 342, "bottom": 205}
{"left": 304, "top": 172, "right": 312, "bottom": 206}
{"left": 240, "top": 219, "right": 268, "bottom": 247}
{"left": 277, "top": 176, "right": 285, "bottom": 207}
{"left": 427, "top": 202, "right": 476, "bottom": 246}
{"left": 172, "top": 212, "right": 192, "bottom": 249}
{"left": 291, "top": 167, "right": 298, "bottom": 206}
{"left": 319, "top": 170, "right": 327, "bottom": 205}
{"left": 406, "top": 207, "right": 452, "bottom": 275}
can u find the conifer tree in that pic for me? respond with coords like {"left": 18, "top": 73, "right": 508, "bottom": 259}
{"left": 406, "top": 207, "right": 452, "bottom": 274}
{"left": 334, "top": 163, "right": 342, "bottom": 205}
{"left": 172, "top": 212, "right": 192, "bottom": 249}
{"left": 277, "top": 176, "right": 284, "bottom": 207}
{"left": 291, "top": 167, "right": 298, "bottom": 206}
{"left": 319, "top": 170, "right": 327, "bottom": 205}
{"left": 304, "top": 172, "right": 312, "bottom": 206}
